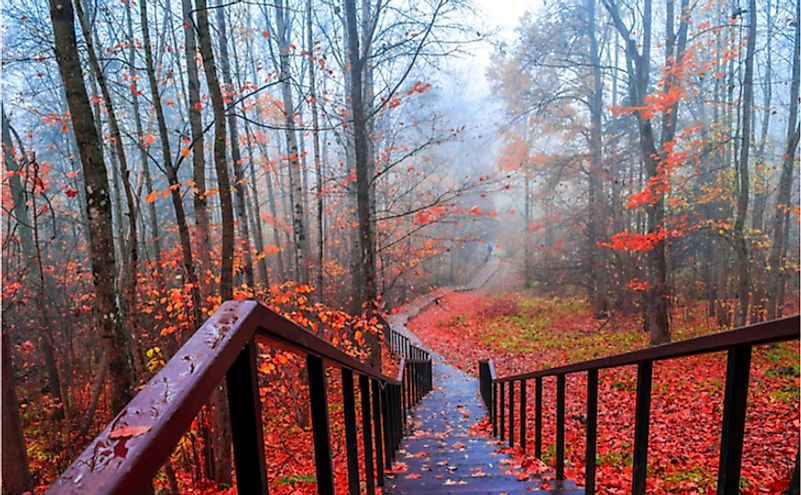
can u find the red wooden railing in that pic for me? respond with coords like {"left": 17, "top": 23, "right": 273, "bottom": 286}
{"left": 46, "top": 300, "right": 432, "bottom": 495}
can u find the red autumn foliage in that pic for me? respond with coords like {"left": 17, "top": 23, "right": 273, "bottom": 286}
{"left": 407, "top": 291, "right": 799, "bottom": 494}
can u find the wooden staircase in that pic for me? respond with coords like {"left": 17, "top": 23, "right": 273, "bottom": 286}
{"left": 385, "top": 355, "right": 583, "bottom": 494}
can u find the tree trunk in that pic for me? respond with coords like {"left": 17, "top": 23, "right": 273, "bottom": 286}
{"left": 216, "top": 0, "right": 255, "bottom": 289}
{"left": 181, "top": 0, "right": 213, "bottom": 291}
{"left": 307, "top": 0, "right": 326, "bottom": 297}
{"left": 2, "top": 110, "right": 67, "bottom": 421}
{"left": 196, "top": 0, "right": 234, "bottom": 302}
{"left": 606, "top": 0, "right": 670, "bottom": 343}
{"left": 140, "top": 0, "right": 204, "bottom": 328}
{"left": 2, "top": 326, "right": 32, "bottom": 495}
{"left": 768, "top": 0, "right": 800, "bottom": 319}
{"left": 194, "top": 0, "right": 234, "bottom": 483}
{"left": 125, "top": 0, "right": 165, "bottom": 294}
{"left": 344, "top": 0, "right": 380, "bottom": 368}
{"left": 235, "top": 38, "right": 270, "bottom": 288}
{"left": 751, "top": 0, "right": 773, "bottom": 235}
{"left": 733, "top": 0, "right": 757, "bottom": 327}
{"left": 275, "top": 0, "right": 310, "bottom": 286}
{"left": 586, "top": 0, "right": 607, "bottom": 318}
{"left": 75, "top": 0, "right": 140, "bottom": 363}
{"left": 48, "top": 0, "right": 135, "bottom": 412}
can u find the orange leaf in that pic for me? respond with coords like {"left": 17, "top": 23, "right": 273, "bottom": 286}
{"left": 109, "top": 425, "right": 151, "bottom": 439}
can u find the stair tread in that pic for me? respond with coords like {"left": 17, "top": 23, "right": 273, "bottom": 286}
{"left": 386, "top": 474, "right": 581, "bottom": 494}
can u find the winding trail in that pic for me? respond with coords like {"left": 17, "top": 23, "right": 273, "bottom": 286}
{"left": 384, "top": 255, "right": 582, "bottom": 494}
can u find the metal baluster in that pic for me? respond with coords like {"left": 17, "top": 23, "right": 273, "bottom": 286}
{"left": 509, "top": 380, "right": 515, "bottom": 447}
{"left": 520, "top": 379, "right": 527, "bottom": 453}
{"left": 586, "top": 369, "right": 598, "bottom": 495}
{"left": 306, "top": 355, "right": 334, "bottom": 495}
{"left": 372, "top": 379, "right": 385, "bottom": 486}
{"left": 381, "top": 383, "right": 393, "bottom": 469}
{"left": 492, "top": 382, "right": 498, "bottom": 436}
{"left": 500, "top": 381, "right": 506, "bottom": 440}
{"left": 225, "top": 340, "right": 268, "bottom": 495}
{"left": 717, "top": 345, "right": 752, "bottom": 494}
{"left": 535, "top": 377, "right": 543, "bottom": 458}
{"left": 405, "top": 365, "right": 411, "bottom": 412}
{"left": 632, "top": 361, "right": 653, "bottom": 495}
{"left": 341, "top": 369, "right": 360, "bottom": 495}
{"left": 556, "top": 374, "right": 565, "bottom": 480}
{"left": 395, "top": 385, "right": 402, "bottom": 449}
{"left": 359, "top": 375, "right": 375, "bottom": 495}
{"left": 401, "top": 376, "right": 407, "bottom": 434}
{"left": 413, "top": 363, "right": 418, "bottom": 403}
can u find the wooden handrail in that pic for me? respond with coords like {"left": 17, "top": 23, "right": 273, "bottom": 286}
{"left": 494, "top": 315, "right": 799, "bottom": 382}
{"left": 47, "top": 300, "right": 433, "bottom": 495}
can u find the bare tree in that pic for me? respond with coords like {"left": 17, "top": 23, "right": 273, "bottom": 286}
{"left": 768, "top": 0, "right": 800, "bottom": 319}
{"left": 48, "top": 0, "right": 135, "bottom": 411}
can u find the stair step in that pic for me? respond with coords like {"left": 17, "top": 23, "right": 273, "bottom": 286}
{"left": 385, "top": 475, "right": 583, "bottom": 494}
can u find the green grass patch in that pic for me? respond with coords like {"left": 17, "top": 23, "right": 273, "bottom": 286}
{"left": 275, "top": 474, "right": 316, "bottom": 485}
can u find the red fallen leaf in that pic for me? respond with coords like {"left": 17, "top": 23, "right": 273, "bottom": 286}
{"left": 109, "top": 425, "right": 151, "bottom": 439}
{"left": 404, "top": 473, "right": 422, "bottom": 479}
{"left": 516, "top": 473, "right": 529, "bottom": 481}
{"left": 413, "top": 451, "right": 428, "bottom": 457}
{"left": 391, "top": 462, "right": 408, "bottom": 473}
{"left": 64, "top": 188, "right": 78, "bottom": 198}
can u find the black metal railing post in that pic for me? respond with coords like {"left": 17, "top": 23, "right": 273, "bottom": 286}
{"left": 395, "top": 384, "right": 403, "bottom": 449}
{"left": 371, "top": 379, "right": 385, "bottom": 486}
{"left": 520, "top": 379, "right": 527, "bottom": 453}
{"left": 398, "top": 371, "right": 406, "bottom": 436}
{"left": 500, "top": 381, "right": 506, "bottom": 440}
{"left": 359, "top": 375, "right": 376, "bottom": 495}
{"left": 632, "top": 360, "right": 653, "bottom": 495}
{"left": 492, "top": 382, "right": 498, "bottom": 436}
{"left": 717, "top": 344, "right": 752, "bottom": 494}
{"left": 381, "top": 383, "right": 393, "bottom": 469}
{"left": 307, "top": 355, "right": 335, "bottom": 495}
{"left": 387, "top": 385, "right": 396, "bottom": 454}
{"left": 509, "top": 380, "right": 515, "bottom": 447}
{"left": 341, "top": 369, "right": 360, "bottom": 495}
{"left": 556, "top": 374, "right": 565, "bottom": 480}
{"left": 225, "top": 339, "right": 268, "bottom": 495}
{"left": 586, "top": 369, "right": 598, "bottom": 495}
{"left": 535, "top": 376, "right": 543, "bottom": 458}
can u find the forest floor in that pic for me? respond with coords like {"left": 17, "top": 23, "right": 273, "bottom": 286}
{"left": 24, "top": 259, "right": 797, "bottom": 495}
{"left": 405, "top": 278, "right": 799, "bottom": 494}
